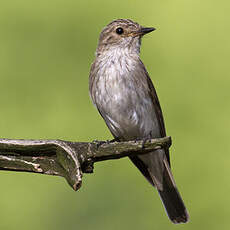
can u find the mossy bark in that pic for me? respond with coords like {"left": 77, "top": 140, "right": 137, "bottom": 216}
{"left": 0, "top": 136, "right": 171, "bottom": 191}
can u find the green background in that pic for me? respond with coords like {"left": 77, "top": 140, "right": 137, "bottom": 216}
{"left": 0, "top": 0, "right": 229, "bottom": 229}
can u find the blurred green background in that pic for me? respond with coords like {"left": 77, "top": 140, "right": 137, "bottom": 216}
{"left": 0, "top": 0, "right": 229, "bottom": 229}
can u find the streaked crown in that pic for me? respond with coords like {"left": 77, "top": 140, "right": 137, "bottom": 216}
{"left": 96, "top": 19, "right": 155, "bottom": 55}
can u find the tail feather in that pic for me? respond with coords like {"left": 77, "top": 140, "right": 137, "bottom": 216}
{"left": 149, "top": 155, "right": 189, "bottom": 223}
{"left": 130, "top": 150, "right": 189, "bottom": 224}
{"left": 158, "top": 186, "right": 189, "bottom": 223}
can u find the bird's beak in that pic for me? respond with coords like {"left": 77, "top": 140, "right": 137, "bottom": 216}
{"left": 130, "top": 27, "right": 156, "bottom": 37}
{"left": 139, "top": 27, "right": 156, "bottom": 35}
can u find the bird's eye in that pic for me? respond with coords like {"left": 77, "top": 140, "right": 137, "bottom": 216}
{"left": 116, "top": 27, "right": 124, "bottom": 35}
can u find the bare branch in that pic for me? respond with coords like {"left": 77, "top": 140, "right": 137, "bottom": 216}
{"left": 0, "top": 136, "right": 171, "bottom": 191}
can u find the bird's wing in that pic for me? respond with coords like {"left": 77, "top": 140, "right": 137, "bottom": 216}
{"left": 138, "top": 59, "right": 170, "bottom": 165}
{"left": 129, "top": 59, "right": 171, "bottom": 188}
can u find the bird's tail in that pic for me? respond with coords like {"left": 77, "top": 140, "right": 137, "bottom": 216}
{"left": 148, "top": 150, "right": 189, "bottom": 224}
{"left": 130, "top": 149, "right": 189, "bottom": 224}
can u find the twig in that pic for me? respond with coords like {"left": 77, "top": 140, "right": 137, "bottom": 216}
{"left": 0, "top": 136, "right": 171, "bottom": 191}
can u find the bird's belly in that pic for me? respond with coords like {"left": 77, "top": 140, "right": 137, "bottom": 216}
{"left": 96, "top": 76, "right": 161, "bottom": 140}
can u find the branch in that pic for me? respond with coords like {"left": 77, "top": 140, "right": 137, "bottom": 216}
{"left": 0, "top": 136, "right": 171, "bottom": 191}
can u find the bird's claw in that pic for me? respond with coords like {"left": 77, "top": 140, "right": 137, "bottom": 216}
{"left": 106, "top": 138, "right": 119, "bottom": 143}
{"left": 141, "top": 138, "right": 148, "bottom": 149}
{"left": 134, "top": 132, "right": 152, "bottom": 149}
{"left": 92, "top": 140, "right": 107, "bottom": 149}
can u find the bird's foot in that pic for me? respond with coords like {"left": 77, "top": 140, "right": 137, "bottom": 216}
{"left": 135, "top": 132, "right": 152, "bottom": 149}
{"left": 141, "top": 137, "right": 151, "bottom": 149}
{"left": 106, "top": 137, "right": 120, "bottom": 143}
{"left": 92, "top": 140, "right": 107, "bottom": 149}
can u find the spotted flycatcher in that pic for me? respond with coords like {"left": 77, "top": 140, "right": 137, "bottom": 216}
{"left": 89, "top": 19, "right": 189, "bottom": 223}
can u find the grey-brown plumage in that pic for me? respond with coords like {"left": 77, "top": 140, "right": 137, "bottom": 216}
{"left": 89, "top": 19, "right": 189, "bottom": 224}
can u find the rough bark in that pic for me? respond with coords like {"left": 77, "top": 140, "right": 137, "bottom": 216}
{"left": 0, "top": 136, "right": 171, "bottom": 191}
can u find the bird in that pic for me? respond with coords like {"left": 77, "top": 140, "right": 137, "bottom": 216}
{"left": 89, "top": 19, "right": 189, "bottom": 224}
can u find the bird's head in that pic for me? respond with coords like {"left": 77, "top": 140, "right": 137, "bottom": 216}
{"left": 96, "top": 19, "right": 155, "bottom": 55}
